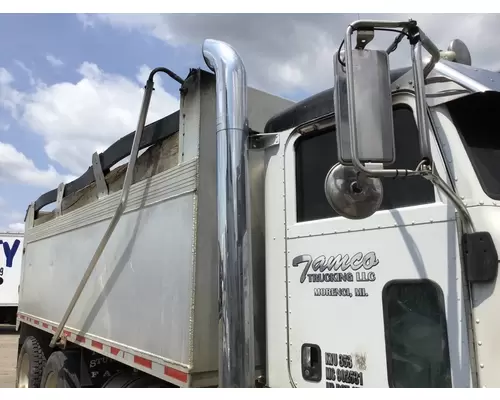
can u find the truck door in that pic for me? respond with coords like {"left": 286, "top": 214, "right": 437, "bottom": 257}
{"left": 283, "top": 94, "right": 473, "bottom": 388}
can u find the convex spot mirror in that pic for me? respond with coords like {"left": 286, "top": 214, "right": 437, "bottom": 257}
{"left": 324, "top": 163, "right": 383, "bottom": 220}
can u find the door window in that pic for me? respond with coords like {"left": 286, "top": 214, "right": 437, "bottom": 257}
{"left": 382, "top": 280, "right": 452, "bottom": 388}
{"left": 447, "top": 92, "right": 500, "bottom": 200}
{"left": 294, "top": 105, "right": 436, "bottom": 222}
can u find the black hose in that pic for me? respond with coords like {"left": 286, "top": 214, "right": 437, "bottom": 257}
{"left": 148, "top": 67, "right": 185, "bottom": 85}
{"left": 337, "top": 27, "right": 410, "bottom": 67}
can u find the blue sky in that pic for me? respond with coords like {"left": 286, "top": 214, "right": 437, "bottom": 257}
{"left": 0, "top": 13, "right": 498, "bottom": 232}
{"left": 0, "top": 14, "right": 211, "bottom": 231}
{"left": 0, "top": 13, "right": 316, "bottom": 232}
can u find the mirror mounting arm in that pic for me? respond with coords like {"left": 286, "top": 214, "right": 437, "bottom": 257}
{"left": 411, "top": 40, "right": 432, "bottom": 161}
{"left": 332, "top": 19, "right": 475, "bottom": 230}
{"left": 343, "top": 20, "right": 441, "bottom": 179}
{"left": 355, "top": 29, "right": 374, "bottom": 50}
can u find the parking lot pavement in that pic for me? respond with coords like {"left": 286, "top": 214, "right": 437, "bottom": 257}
{"left": 0, "top": 325, "right": 18, "bottom": 388}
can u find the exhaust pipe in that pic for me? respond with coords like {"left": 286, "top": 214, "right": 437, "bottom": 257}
{"left": 202, "top": 39, "right": 255, "bottom": 388}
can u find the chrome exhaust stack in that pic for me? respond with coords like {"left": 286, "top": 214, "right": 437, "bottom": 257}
{"left": 202, "top": 39, "right": 255, "bottom": 388}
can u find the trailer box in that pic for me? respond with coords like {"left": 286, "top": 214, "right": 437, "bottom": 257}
{"left": 0, "top": 232, "right": 23, "bottom": 324}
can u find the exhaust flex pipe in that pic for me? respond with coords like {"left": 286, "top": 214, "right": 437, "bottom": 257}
{"left": 202, "top": 39, "right": 255, "bottom": 388}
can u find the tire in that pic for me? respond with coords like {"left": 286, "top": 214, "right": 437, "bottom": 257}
{"left": 126, "top": 376, "right": 173, "bottom": 388}
{"left": 15, "top": 336, "right": 47, "bottom": 388}
{"left": 40, "top": 351, "right": 81, "bottom": 388}
{"left": 102, "top": 371, "right": 175, "bottom": 388}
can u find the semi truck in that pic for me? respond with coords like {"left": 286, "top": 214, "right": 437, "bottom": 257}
{"left": 14, "top": 18, "right": 500, "bottom": 388}
{"left": 0, "top": 232, "right": 23, "bottom": 325}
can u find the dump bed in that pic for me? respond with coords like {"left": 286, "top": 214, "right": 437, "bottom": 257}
{"left": 17, "top": 69, "right": 294, "bottom": 387}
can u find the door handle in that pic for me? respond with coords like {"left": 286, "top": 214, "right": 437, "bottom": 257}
{"left": 301, "top": 343, "right": 322, "bottom": 382}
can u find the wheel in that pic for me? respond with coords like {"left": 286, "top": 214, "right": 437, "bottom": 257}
{"left": 126, "top": 376, "right": 173, "bottom": 388}
{"left": 40, "top": 351, "right": 81, "bottom": 388}
{"left": 102, "top": 371, "right": 175, "bottom": 388}
{"left": 16, "top": 336, "right": 47, "bottom": 388}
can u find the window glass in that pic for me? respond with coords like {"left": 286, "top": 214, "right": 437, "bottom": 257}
{"left": 447, "top": 92, "right": 500, "bottom": 200}
{"left": 295, "top": 105, "right": 435, "bottom": 222}
{"left": 383, "top": 280, "right": 452, "bottom": 388}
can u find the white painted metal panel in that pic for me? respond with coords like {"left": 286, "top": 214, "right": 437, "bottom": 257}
{"left": 432, "top": 107, "right": 500, "bottom": 387}
{"left": 464, "top": 206, "right": 500, "bottom": 388}
{"left": 0, "top": 233, "right": 23, "bottom": 307}
{"left": 266, "top": 94, "right": 473, "bottom": 388}
{"left": 264, "top": 129, "right": 296, "bottom": 388}
{"left": 285, "top": 218, "right": 471, "bottom": 388}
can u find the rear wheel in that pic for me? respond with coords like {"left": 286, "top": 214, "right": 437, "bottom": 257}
{"left": 102, "top": 371, "right": 175, "bottom": 388}
{"left": 40, "top": 351, "right": 81, "bottom": 388}
{"left": 16, "top": 336, "right": 46, "bottom": 388}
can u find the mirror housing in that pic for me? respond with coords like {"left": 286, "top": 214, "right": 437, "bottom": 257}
{"left": 334, "top": 48, "right": 395, "bottom": 166}
{"left": 332, "top": 20, "right": 441, "bottom": 181}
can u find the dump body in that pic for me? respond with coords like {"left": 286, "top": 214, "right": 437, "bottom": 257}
{"left": 17, "top": 69, "right": 293, "bottom": 387}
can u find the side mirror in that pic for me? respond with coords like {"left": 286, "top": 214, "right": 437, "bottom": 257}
{"left": 334, "top": 48, "right": 395, "bottom": 166}
{"left": 334, "top": 22, "right": 440, "bottom": 172}
{"left": 328, "top": 21, "right": 442, "bottom": 221}
{"left": 325, "top": 20, "right": 442, "bottom": 222}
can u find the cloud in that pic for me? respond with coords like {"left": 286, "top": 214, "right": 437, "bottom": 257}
{"left": 0, "top": 70, "right": 75, "bottom": 189}
{"left": 0, "top": 62, "right": 179, "bottom": 176}
{"left": 14, "top": 60, "right": 36, "bottom": 86}
{"left": 0, "top": 205, "right": 26, "bottom": 233}
{"left": 0, "top": 141, "right": 75, "bottom": 188}
{"left": 46, "top": 54, "right": 64, "bottom": 67}
{"left": 7, "top": 222, "right": 24, "bottom": 233}
{"left": 0, "top": 68, "right": 25, "bottom": 118}
{"left": 78, "top": 13, "right": 500, "bottom": 95}
{"left": 76, "top": 13, "right": 96, "bottom": 30}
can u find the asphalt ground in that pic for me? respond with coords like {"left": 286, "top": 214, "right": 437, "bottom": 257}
{"left": 0, "top": 324, "right": 18, "bottom": 388}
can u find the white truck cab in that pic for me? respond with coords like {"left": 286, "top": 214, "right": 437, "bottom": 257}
{"left": 261, "top": 23, "right": 500, "bottom": 388}
{"left": 15, "top": 19, "right": 500, "bottom": 388}
{"left": 264, "top": 62, "right": 500, "bottom": 389}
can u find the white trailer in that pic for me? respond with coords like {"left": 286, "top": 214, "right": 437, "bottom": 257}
{"left": 0, "top": 232, "right": 23, "bottom": 325}
{"left": 14, "top": 19, "right": 500, "bottom": 388}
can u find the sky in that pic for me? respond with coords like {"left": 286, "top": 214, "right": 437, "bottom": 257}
{"left": 0, "top": 13, "right": 499, "bottom": 233}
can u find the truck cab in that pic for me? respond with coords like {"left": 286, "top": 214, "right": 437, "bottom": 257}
{"left": 262, "top": 53, "right": 500, "bottom": 388}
